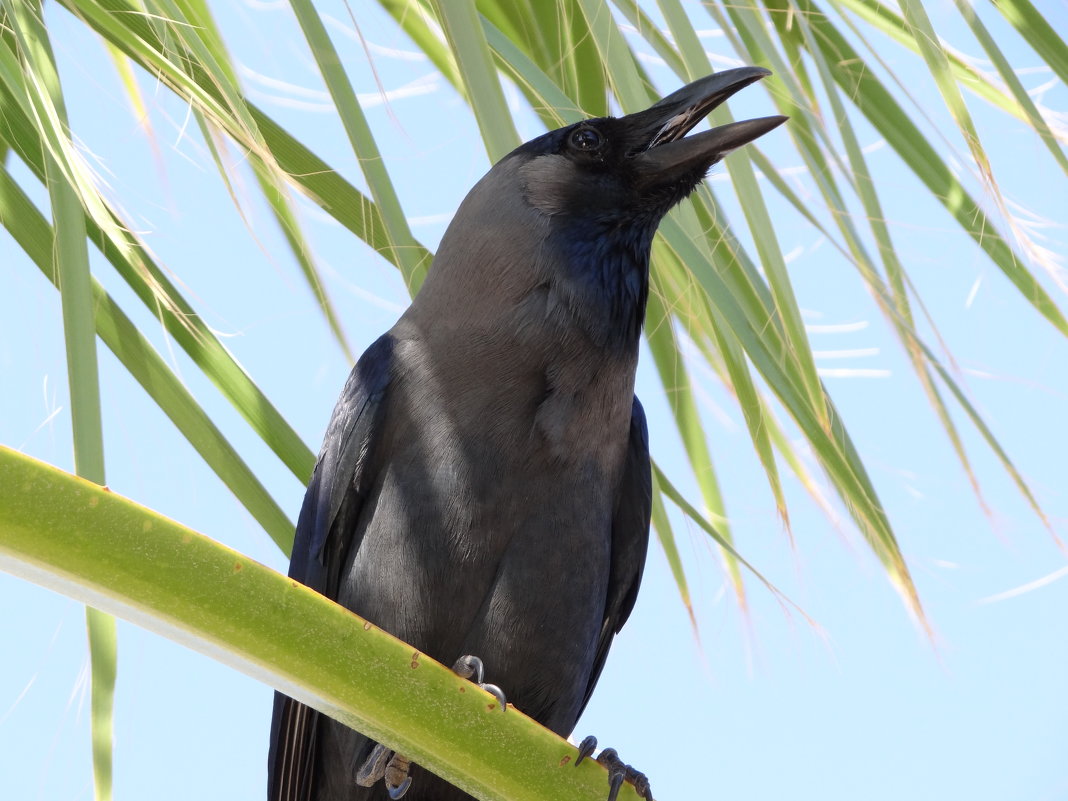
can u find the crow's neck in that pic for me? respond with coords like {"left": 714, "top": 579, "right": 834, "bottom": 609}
{"left": 549, "top": 219, "right": 654, "bottom": 353}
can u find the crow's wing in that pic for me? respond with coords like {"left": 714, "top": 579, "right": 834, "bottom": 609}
{"left": 268, "top": 334, "right": 395, "bottom": 801}
{"left": 578, "top": 396, "right": 652, "bottom": 717}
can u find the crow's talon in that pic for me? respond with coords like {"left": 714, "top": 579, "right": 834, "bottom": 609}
{"left": 481, "top": 681, "right": 507, "bottom": 710}
{"left": 386, "top": 776, "right": 412, "bottom": 799}
{"left": 575, "top": 735, "right": 598, "bottom": 765}
{"left": 355, "top": 743, "right": 412, "bottom": 797}
{"left": 452, "top": 654, "right": 485, "bottom": 683}
{"left": 453, "top": 655, "right": 507, "bottom": 712}
{"left": 355, "top": 742, "right": 390, "bottom": 786}
{"left": 575, "top": 736, "right": 654, "bottom": 801}
{"left": 599, "top": 747, "right": 619, "bottom": 763}
{"left": 385, "top": 753, "right": 412, "bottom": 799}
{"left": 631, "top": 772, "right": 652, "bottom": 799}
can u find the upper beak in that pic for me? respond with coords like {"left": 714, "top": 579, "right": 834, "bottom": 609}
{"left": 624, "top": 67, "right": 787, "bottom": 181}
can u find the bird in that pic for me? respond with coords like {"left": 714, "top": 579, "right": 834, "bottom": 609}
{"left": 269, "top": 66, "right": 786, "bottom": 801}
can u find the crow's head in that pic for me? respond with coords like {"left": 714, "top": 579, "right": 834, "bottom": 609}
{"left": 416, "top": 68, "right": 785, "bottom": 347}
{"left": 512, "top": 67, "right": 786, "bottom": 229}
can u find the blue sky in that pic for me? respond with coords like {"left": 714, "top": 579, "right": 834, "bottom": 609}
{"left": 2, "top": 2, "right": 1068, "bottom": 800}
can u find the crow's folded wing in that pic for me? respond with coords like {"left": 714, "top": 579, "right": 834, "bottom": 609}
{"left": 579, "top": 396, "right": 652, "bottom": 717}
{"left": 267, "top": 333, "right": 395, "bottom": 801}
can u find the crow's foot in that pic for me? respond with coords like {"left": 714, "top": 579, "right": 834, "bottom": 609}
{"left": 575, "top": 735, "right": 653, "bottom": 801}
{"left": 452, "top": 654, "right": 507, "bottom": 711}
{"left": 355, "top": 742, "right": 390, "bottom": 787}
{"left": 350, "top": 657, "right": 499, "bottom": 801}
{"left": 384, "top": 752, "right": 412, "bottom": 799}
{"left": 354, "top": 743, "right": 411, "bottom": 798}
{"left": 354, "top": 655, "right": 503, "bottom": 798}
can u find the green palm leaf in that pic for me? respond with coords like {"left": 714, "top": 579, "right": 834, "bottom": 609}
{"left": 1, "top": 1, "right": 1064, "bottom": 797}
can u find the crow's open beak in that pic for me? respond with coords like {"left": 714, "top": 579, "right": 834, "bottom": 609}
{"left": 623, "top": 67, "right": 787, "bottom": 183}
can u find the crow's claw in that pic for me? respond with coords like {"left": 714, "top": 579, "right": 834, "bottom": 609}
{"left": 354, "top": 656, "right": 505, "bottom": 797}
{"left": 355, "top": 743, "right": 412, "bottom": 798}
{"left": 386, "top": 776, "right": 412, "bottom": 800}
{"left": 453, "top": 655, "right": 507, "bottom": 711}
{"left": 574, "top": 736, "right": 654, "bottom": 801}
{"left": 480, "top": 682, "right": 507, "bottom": 709}
{"left": 385, "top": 753, "right": 412, "bottom": 799}
{"left": 452, "top": 654, "right": 486, "bottom": 683}
{"left": 575, "top": 735, "right": 599, "bottom": 765}
{"left": 355, "top": 742, "right": 391, "bottom": 787}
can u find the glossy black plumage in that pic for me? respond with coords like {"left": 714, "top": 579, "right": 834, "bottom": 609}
{"left": 269, "top": 67, "right": 786, "bottom": 801}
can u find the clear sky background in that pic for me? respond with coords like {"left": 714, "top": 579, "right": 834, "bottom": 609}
{"left": 2, "top": 2, "right": 1068, "bottom": 800}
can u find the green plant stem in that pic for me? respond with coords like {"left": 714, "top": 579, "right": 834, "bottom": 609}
{"left": 0, "top": 446, "right": 648, "bottom": 801}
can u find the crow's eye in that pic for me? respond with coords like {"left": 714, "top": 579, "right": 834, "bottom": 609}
{"left": 569, "top": 126, "right": 603, "bottom": 152}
